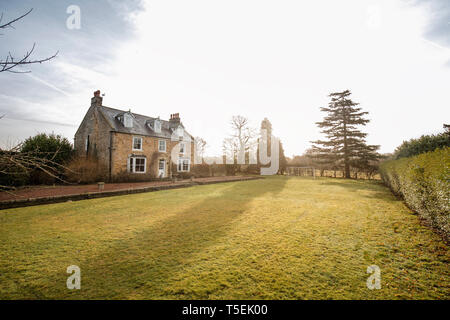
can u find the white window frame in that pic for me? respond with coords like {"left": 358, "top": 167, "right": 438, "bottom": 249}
{"left": 154, "top": 120, "right": 161, "bottom": 133}
{"left": 158, "top": 159, "right": 165, "bottom": 170}
{"left": 129, "top": 157, "right": 146, "bottom": 173}
{"left": 132, "top": 136, "right": 143, "bottom": 151}
{"left": 177, "top": 158, "right": 190, "bottom": 172}
{"left": 124, "top": 113, "right": 133, "bottom": 128}
{"left": 158, "top": 140, "right": 166, "bottom": 152}
{"left": 179, "top": 142, "right": 185, "bottom": 154}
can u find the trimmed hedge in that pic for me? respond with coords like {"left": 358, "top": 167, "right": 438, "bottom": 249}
{"left": 380, "top": 147, "right": 449, "bottom": 238}
{"left": 394, "top": 132, "right": 449, "bottom": 159}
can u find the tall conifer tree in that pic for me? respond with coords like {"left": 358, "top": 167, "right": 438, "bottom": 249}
{"left": 311, "top": 90, "right": 379, "bottom": 178}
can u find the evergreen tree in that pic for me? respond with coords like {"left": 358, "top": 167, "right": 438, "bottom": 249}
{"left": 21, "top": 133, "right": 73, "bottom": 165}
{"left": 311, "top": 90, "right": 379, "bottom": 178}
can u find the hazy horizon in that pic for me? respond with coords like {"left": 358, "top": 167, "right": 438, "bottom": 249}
{"left": 0, "top": 0, "right": 448, "bottom": 157}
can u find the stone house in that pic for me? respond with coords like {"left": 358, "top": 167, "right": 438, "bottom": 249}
{"left": 74, "top": 90, "right": 194, "bottom": 180}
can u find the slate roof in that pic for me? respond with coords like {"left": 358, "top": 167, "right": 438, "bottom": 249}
{"left": 97, "top": 106, "right": 192, "bottom": 140}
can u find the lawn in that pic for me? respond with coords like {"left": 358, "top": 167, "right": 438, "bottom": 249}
{"left": 0, "top": 176, "right": 448, "bottom": 299}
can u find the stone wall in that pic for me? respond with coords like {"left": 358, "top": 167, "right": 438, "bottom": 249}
{"left": 74, "top": 105, "right": 195, "bottom": 181}
{"left": 111, "top": 133, "right": 194, "bottom": 180}
{"left": 74, "top": 106, "right": 111, "bottom": 171}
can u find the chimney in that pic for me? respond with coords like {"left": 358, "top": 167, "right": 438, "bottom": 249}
{"left": 169, "top": 112, "right": 180, "bottom": 125}
{"left": 91, "top": 90, "right": 103, "bottom": 107}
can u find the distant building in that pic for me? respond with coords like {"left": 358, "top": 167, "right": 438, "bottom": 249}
{"left": 74, "top": 90, "right": 193, "bottom": 180}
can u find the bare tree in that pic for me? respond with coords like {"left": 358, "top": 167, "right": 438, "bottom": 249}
{"left": 222, "top": 137, "right": 239, "bottom": 163}
{"left": 222, "top": 115, "right": 256, "bottom": 164}
{"left": 0, "top": 9, "right": 63, "bottom": 191}
{"left": 0, "top": 8, "right": 58, "bottom": 73}
{"left": 0, "top": 143, "right": 74, "bottom": 191}
{"left": 194, "top": 137, "right": 207, "bottom": 161}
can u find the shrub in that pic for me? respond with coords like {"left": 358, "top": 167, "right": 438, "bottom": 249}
{"left": 225, "top": 164, "right": 238, "bottom": 176}
{"left": 191, "top": 164, "right": 211, "bottom": 178}
{"left": 380, "top": 147, "right": 449, "bottom": 239}
{"left": 0, "top": 153, "right": 29, "bottom": 188}
{"left": 394, "top": 132, "right": 449, "bottom": 159}
{"left": 65, "top": 156, "right": 107, "bottom": 184}
{"left": 111, "top": 170, "right": 163, "bottom": 183}
{"left": 20, "top": 133, "right": 74, "bottom": 184}
{"left": 209, "top": 164, "right": 226, "bottom": 177}
{"left": 21, "top": 133, "right": 73, "bottom": 164}
{"left": 241, "top": 164, "right": 260, "bottom": 175}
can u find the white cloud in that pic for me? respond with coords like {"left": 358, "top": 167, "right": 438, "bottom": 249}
{"left": 91, "top": 0, "right": 448, "bottom": 156}
{"left": 2, "top": 0, "right": 449, "bottom": 155}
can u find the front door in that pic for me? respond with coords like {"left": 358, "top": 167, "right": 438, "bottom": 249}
{"left": 158, "top": 159, "right": 166, "bottom": 178}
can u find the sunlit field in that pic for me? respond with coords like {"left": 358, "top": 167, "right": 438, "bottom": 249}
{"left": 0, "top": 177, "right": 448, "bottom": 299}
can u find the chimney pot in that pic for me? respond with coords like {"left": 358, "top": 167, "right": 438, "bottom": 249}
{"left": 91, "top": 90, "right": 103, "bottom": 107}
{"left": 169, "top": 112, "right": 181, "bottom": 124}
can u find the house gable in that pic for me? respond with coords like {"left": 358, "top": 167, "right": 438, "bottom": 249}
{"left": 75, "top": 91, "right": 194, "bottom": 180}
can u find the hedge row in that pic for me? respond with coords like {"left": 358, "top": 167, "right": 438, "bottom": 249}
{"left": 380, "top": 147, "right": 449, "bottom": 238}
{"left": 394, "top": 132, "right": 449, "bottom": 159}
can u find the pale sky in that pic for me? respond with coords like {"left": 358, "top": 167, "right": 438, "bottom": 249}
{"left": 0, "top": 0, "right": 449, "bottom": 157}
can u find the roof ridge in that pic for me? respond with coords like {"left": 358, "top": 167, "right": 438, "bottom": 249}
{"left": 100, "top": 105, "right": 170, "bottom": 122}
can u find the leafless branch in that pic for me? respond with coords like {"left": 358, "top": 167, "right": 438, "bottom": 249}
{"left": 0, "top": 8, "right": 33, "bottom": 29}
{"left": 223, "top": 115, "right": 257, "bottom": 162}
{"left": 0, "top": 9, "right": 58, "bottom": 73}
{"left": 0, "top": 146, "right": 76, "bottom": 192}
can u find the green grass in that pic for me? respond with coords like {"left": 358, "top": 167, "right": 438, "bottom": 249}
{"left": 0, "top": 176, "right": 448, "bottom": 299}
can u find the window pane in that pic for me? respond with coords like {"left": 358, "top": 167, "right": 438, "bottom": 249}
{"left": 183, "top": 160, "right": 189, "bottom": 171}
{"left": 159, "top": 159, "right": 164, "bottom": 170}
{"left": 124, "top": 114, "right": 133, "bottom": 128}
{"left": 133, "top": 137, "right": 142, "bottom": 150}
{"left": 135, "top": 158, "right": 145, "bottom": 172}
{"left": 159, "top": 140, "right": 165, "bottom": 151}
{"left": 155, "top": 121, "right": 161, "bottom": 133}
{"left": 180, "top": 143, "right": 185, "bottom": 153}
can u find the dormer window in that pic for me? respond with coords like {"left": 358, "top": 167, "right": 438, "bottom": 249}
{"left": 154, "top": 119, "right": 161, "bottom": 133}
{"left": 176, "top": 127, "right": 184, "bottom": 138}
{"left": 124, "top": 113, "right": 133, "bottom": 128}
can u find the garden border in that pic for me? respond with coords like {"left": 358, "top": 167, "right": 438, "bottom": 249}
{"left": 0, "top": 177, "right": 263, "bottom": 210}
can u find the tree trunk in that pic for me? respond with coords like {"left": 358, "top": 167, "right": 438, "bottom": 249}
{"left": 343, "top": 110, "right": 351, "bottom": 179}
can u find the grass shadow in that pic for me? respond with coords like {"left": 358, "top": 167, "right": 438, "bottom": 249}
{"left": 70, "top": 176, "right": 288, "bottom": 298}
{"left": 318, "top": 178, "right": 398, "bottom": 201}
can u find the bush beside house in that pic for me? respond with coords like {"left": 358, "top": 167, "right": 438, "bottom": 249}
{"left": 64, "top": 156, "right": 108, "bottom": 184}
{"left": 0, "top": 133, "right": 74, "bottom": 187}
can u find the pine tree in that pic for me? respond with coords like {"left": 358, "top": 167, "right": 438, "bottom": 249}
{"left": 311, "top": 90, "right": 379, "bottom": 178}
